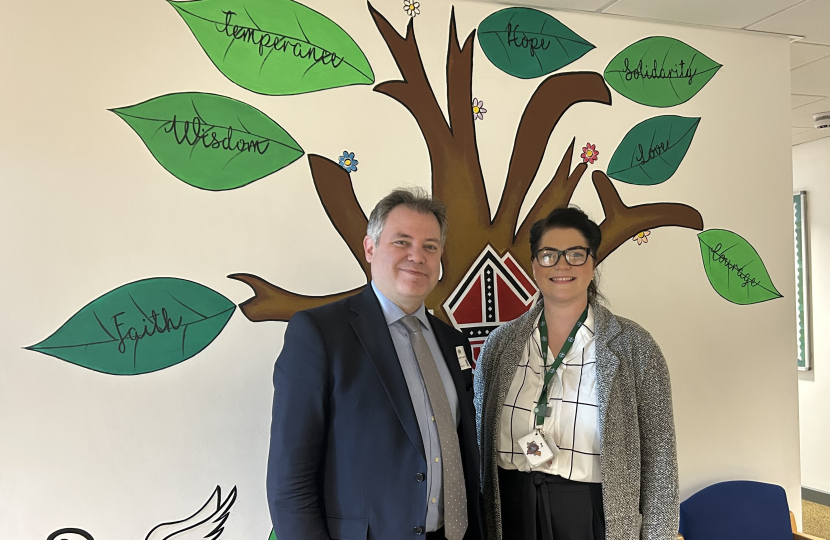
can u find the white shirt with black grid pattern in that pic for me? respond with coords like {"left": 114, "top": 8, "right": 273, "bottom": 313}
{"left": 496, "top": 305, "right": 601, "bottom": 482}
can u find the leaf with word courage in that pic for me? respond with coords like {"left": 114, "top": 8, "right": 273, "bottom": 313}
{"left": 478, "top": 8, "right": 594, "bottom": 79}
{"left": 26, "top": 278, "right": 235, "bottom": 375}
{"left": 697, "top": 229, "right": 782, "bottom": 305}
{"left": 607, "top": 115, "right": 700, "bottom": 185}
{"left": 169, "top": 0, "right": 374, "bottom": 95}
{"left": 604, "top": 37, "right": 721, "bottom": 107}
{"left": 112, "top": 92, "right": 303, "bottom": 190}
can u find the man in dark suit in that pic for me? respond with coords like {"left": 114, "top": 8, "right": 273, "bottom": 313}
{"left": 267, "top": 188, "right": 485, "bottom": 540}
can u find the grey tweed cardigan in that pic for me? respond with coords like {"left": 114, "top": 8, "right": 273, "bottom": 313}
{"left": 474, "top": 300, "right": 679, "bottom": 540}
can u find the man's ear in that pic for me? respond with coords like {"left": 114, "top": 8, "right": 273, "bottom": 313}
{"left": 363, "top": 236, "right": 375, "bottom": 263}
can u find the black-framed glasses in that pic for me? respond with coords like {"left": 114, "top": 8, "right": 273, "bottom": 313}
{"left": 533, "top": 247, "right": 593, "bottom": 267}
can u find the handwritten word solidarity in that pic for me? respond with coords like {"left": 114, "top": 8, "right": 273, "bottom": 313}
{"left": 112, "top": 309, "right": 183, "bottom": 354}
{"left": 623, "top": 56, "right": 698, "bottom": 84}
{"left": 505, "top": 23, "right": 550, "bottom": 57}
{"left": 164, "top": 115, "right": 270, "bottom": 154}
{"left": 216, "top": 11, "right": 344, "bottom": 68}
{"left": 707, "top": 243, "right": 761, "bottom": 288}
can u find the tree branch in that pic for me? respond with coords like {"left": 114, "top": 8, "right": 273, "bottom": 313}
{"left": 592, "top": 170, "right": 704, "bottom": 262}
{"left": 309, "top": 154, "right": 370, "bottom": 279}
{"left": 229, "top": 273, "right": 365, "bottom": 322}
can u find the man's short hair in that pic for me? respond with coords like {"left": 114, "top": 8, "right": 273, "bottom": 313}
{"left": 366, "top": 187, "right": 448, "bottom": 246}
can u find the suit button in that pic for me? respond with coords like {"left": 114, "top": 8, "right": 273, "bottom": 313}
{"left": 413, "top": 526, "right": 425, "bottom": 535}
{"left": 416, "top": 473, "right": 426, "bottom": 482}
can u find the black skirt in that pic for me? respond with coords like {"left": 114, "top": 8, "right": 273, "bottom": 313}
{"left": 498, "top": 467, "right": 605, "bottom": 540}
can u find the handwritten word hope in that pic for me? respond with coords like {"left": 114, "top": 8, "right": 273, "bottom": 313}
{"left": 708, "top": 243, "right": 762, "bottom": 288}
{"left": 505, "top": 23, "right": 550, "bottom": 57}
{"left": 623, "top": 57, "right": 698, "bottom": 84}
{"left": 164, "top": 115, "right": 270, "bottom": 154}
{"left": 112, "top": 309, "right": 183, "bottom": 354}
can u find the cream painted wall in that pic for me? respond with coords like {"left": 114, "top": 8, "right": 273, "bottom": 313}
{"left": 795, "top": 137, "right": 830, "bottom": 495}
{"left": 0, "top": 0, "right": 800, "bottom": 537}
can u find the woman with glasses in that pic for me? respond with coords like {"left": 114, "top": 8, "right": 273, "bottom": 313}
{"left": 474, "top": 207, "right": 678, "bottom": 540}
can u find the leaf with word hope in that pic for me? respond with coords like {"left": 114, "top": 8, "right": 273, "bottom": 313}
{"left": 604, "top": 37, "right": 721, "bottom": 107}
{"left": 112, "top": 92, "right": 303, "bottom": 190}
{"left": 169, "top": 0, "right": 374, "bottom": 95}
{"left": 607, "top": 115, "right": 700, "bottom": 185}
{"left": 477, "top": 8, "right": 594, "bottom": 79}
{"left": 26, "top": 278, "right": 235, "bottom": 375}
{"left": 697, "top": 229, "right": 782, "bottom": 305}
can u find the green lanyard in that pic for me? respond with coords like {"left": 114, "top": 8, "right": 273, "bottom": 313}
{"left": 534, "top": 306, "right": 589, "bottom": 426}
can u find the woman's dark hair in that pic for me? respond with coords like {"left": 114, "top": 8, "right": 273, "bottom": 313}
{"left": 529, "top": 206, "right": 603, "bottom": 304}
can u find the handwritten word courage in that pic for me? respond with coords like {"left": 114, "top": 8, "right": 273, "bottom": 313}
{"left": 707, "top": 243, "right": 762, "bottom": 288}
{"left": 505, "top": 24, "right": 550, "bottom": 57}
{"left": 216, "top": 11, "right": 344, "bottom": 69}
{"left": 163, "top": 115, "right": 270, "bottom": 154}
{"left": 623, "top": 56, "right": 698, "bottom": 84}
{"left": 112, "top": 309, "right": 183, "bottom": 354}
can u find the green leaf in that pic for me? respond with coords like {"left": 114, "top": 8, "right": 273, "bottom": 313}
{"left": 607, "top": 115, "right": 700, "bottom": 185}
{"left": 697, "top": 230, "right": 783, "bottom": 305}
{"left": 26, "top": 278, "right": 235, "bottom": 375}
{"left": 604, "top": 37, "right": 721, "bottom": 107}
{"left": 112, "top": 92, "right": 303, "bottom": 190}
{"left": 268, "top": 531, "right": 276, "bottom": 540}
{"left": 477, "top": 7, "right": 594, "bottom": 79}
{"left": 169, "top": 0, "right": 374, "bottom": 95}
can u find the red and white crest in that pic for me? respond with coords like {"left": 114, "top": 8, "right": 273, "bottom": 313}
{"left": 443, "top": 245, "right": 537, "bottom": 365}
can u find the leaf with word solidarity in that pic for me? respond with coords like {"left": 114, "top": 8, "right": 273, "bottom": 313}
{"left": 607, "top": 115, "right": 700, "bottom": 185}
{"left": 112, "top": 92, "right": 303, "bottom": 190}
{"left": 26, "top": 278, "right": 235, "bottom": 375}
{"left": 169, "top": 0, "right": 374, "bottom": 95}
{"left": 604, "top": 37, "right": 721, "bottom": 107}
{"left": 478, "top": 8, "right": 594, "bottom": 79}
{"left": 697, "top": 229, "right": 782, "bottom": 305}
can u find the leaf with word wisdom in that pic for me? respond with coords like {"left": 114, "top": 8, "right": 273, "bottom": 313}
{"left": 478, "top": 8, "right": 594, "bottom": 79}
{"left": 604, "top": 37, "right": 721, "bottom": 107}
{"left": 112, "top": 92, "right": 303, "bottom": 190}
{"left": 607, "top": 115, "right": 700, "bottom": 185}
{"left": 26, "top": 278, "right": 235, "bottom": 375}
{"left": 697, "top": 229, "right": 782, "bottom": 305}
{"left": 169, "top": 0, "right": 374, "bottom": 95}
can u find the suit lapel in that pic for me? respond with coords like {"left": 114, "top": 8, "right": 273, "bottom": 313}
{"left": 350, "top": 287, "right": 425, "bottom": 460}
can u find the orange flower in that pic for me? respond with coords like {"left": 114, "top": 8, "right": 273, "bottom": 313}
{"left": 632, "top": 230, "right": 651, "bottom": 245}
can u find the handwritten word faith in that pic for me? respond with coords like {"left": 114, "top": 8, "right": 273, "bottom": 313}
{"left": 112, "top": 309, "right": 183, "bottom": 355}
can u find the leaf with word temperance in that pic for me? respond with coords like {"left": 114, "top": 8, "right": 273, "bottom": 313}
{"left": 478, "top": 8, "right": 594, "bottom": 79}
{"left": 169, "top": 0, "right": 374, "bottom": 95}
{"left": 604, "top": 37, "right": 721, "bottom": 107}
{"left": 697, "top": 229, "right": 782, "bottom": 305}
{"left": 26, "top": 278, "right": 235, "bottom": 375}
{"left": 112, "top": 92, "right": 303, "bottom": 190}
{"left": 607, "top": 115, "right": 700, "bottom": 185}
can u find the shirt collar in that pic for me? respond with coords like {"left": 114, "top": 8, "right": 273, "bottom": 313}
{"left": 533, "top": 303, "right": 596, "bottom": 333}
{"left": 371, "top": 281, "right": 430, "bottom": 329}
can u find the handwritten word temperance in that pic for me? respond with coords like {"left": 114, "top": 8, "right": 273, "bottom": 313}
{"left": 163, "top": 115, "right": 270, "bottom": 154}
{"left": 216, "top": 11, "right": 344, "bottom": 69}
{"left": 505, "top": 23, "right": 550, "bottom": 57}
{"left": 623, "top": 56, "right": 698, "bottom": 84}
{"left": 112, "top": 309, "right": 183, "bottom": 354}
{"left": 707, "top": 243, "right": 762, "bottom": 289}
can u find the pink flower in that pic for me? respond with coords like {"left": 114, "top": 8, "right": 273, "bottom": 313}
{"left": 473, "top": 98, "right": 487, "bottom": 120}
{"left": 632, "top": 230, "right": 651, "bottom": 245}
{"left": 581, "top": 143, "right": 599, "bottom": 164}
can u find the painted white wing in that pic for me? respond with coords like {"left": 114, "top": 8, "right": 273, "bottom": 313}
{"left": 145, "top": 485, "right": 237, "bottom": 540}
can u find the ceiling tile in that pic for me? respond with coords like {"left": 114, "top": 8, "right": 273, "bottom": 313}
{"left": 483, "top": 0, "right": 611, "bottom": 11}
{"left": 791, "top": 42, "right": 830, "bottom": 68}
{"left": 791, "top": 55, "right": 830, "bottom": 95}
{"left": 793, "top": 127, "right": 813, "bottom": 135}
{"left": 602, "top": 0, "right": 803, "bottom": 29}
{"left": 793, "top": 129, "right": 830, "bottom": 144}
{"left": 792, "top": 94, "right": 826, "bottom": 108}
{"left": 748, "top": 0, "right": 830, "bottom": 45}
{"left": 792, "top": 96, "right": 830, "bottom": 127}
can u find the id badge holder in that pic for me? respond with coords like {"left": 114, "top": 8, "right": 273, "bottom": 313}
{"left": 518, "top": 429, "right": 555, "bottom": 468}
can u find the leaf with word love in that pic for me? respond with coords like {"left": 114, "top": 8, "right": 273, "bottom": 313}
{"left": 26, "top": 278, "right": 235, "bottom": 375}
{"left": 697, "top": 229, "right": 782, "bottom": 305}
{"left": 478, "top": 8, "right": 594, "bottom": 79}
{"left": 169, "top": 0, "right": 374, "bottom": 95}
{"left": 604, "top": 37, "right": 721, "bottom": 107}
{"left": 112, "top": 92, "right": 303, "bottom": 190}
{"left": 607, "top": 115, "right": 700, "bottom": 185}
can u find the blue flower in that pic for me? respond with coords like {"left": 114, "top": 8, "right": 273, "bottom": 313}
{"left": 338, "top": 151, "right": 358, "bottom": 173}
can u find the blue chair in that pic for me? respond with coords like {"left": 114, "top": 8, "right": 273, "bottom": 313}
{"left": 677, "top": 480, "right": 822, "bottom": 540}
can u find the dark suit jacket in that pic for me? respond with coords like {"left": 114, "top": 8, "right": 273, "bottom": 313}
{"left": 267, "top": 286, "right": 485, "bottom": 540}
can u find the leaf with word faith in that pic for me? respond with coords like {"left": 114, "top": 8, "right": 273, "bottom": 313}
{"left": 112, "top": 92, "right": 303, "bottom": 190}
{"left": 607, "top": 115, "right": 700, "bottom": 185}
{"left": 478, "top": 8, "right": 594, "bottom": 79}
{"left": 605, "top": 37, "right": 721, "bottom": 107}
{"left": 697, "top": 229, "right": 782, "bottom": 305}
{"left": 26, "top": 278, "right": 235, "bottom": 375}
{"left": 169, "top": 0, "right": 374, "bottom": 95}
